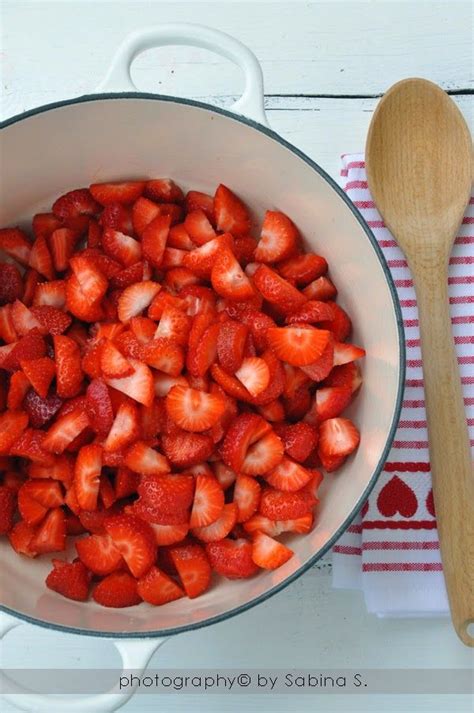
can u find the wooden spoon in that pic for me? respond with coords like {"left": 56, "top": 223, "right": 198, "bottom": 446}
{"left": 366, "top": 78, "right": 473, "bottom": 646}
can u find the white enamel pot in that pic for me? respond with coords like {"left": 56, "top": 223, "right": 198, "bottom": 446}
{"left": 0, "top": 23, "right": 405, "bottom": 712}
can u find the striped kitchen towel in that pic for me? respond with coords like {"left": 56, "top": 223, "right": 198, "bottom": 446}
{"left": 332, "top": 153, "right": 473, "bottom": 616}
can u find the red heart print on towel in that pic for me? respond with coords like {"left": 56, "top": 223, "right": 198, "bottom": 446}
{"left": 426, "top": 489, "right": 436, "bottom": 517}
{"left": 361, "top": 500, "right": 369, "bottom": 518}
{"left": 377, "top": 476, "right": 418, "bottom": 518}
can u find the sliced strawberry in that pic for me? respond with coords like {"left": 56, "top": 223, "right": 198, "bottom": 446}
{"left": 236, "top": 308, "right": 275, "bottom": 353}
{"left": 116, "top": 281, "right": 161, "bottom": 323}
{"left": 185, "top": 190, "right": 214, "bottom": 221}
{"left": 253, "top": 264, "right": 306, "bottom": 314}
{"left": 130, "top": 316, "right": 155, "bottom": 344}
{"left": 189, "top": 474, "right": 224, "bottom": 528}
{"left": 104, "top": 399, "right": 139, "bottom": 452}
{"left": 313, "top": 386, "right": 353, "bottom": 422}
{"left": 168, "top": 224, "right": 195, "bottom": 250}
{"left": 0, "top": 485, "right": 16, "bottom": 534}
{"left": 0, "top": 410, "right": 29, "bottom": 455}
{"left": 169, "top": 542, "right": 211, "bottom": 598}
{"left": 323, "top": 361, "right": 362, "bottom": 394}
{"left": 148, "top": 289, "right": 185, "bottom": 321}
{"left": 0, "top": 263, "right": 23, "bottom": 305}
{"left": 18, "top": 479, "right": 63, "bottom": 525}
{"left": 153, "top": 373, "right": 188, "bottom": 399}
{"left": 166, "top": 385, "right": 225, "bottom": 432}
{"left": 10, "top": 428, "right": 55, "bottom": 465}
{"left": 259, "top": 487, "right": 314, "bottom": 520}
{"left": 233, "top": 235, "right": 257, "bottom": 265}
{"left": 273, "top": 422, "right": 319, "bottom": 463}
{"left": 233, "top": 475, "right": 261, "bottom": 523}
{"left": 265, "top": 456, "right": 313, "bottom": 492}
{"left": 257, "top": 398, "right": 285, "bottom": 422}
{"left": 102, "top": 229, "right": 141, "bottom": 267}
{"left": 87, "top": 218, "right": 102, "bottom": 247}
{"left": 7, "top": 370, "right": 30, "bottom": 410}
{"left": 28, "top": 235, "right": 54, "bottom": 280}
{"left": 124, "top": 441, "right": 170, "bottom": 475}
{"left": 69, "top": 255, "right": 108, "bottom": 302}
{"left": 20, "top": 269, "right": 39, "bottom": 307}
{"left": 43, "top": 409, "right": 90, "bottom": 454}
{"left": 46, "top": 559, "right": 90, "bottom": 601}
{"left": 33, "top": 280, "right": 66, "bottom": 308}
{"left": 32, "top": 213, "right": 61, "bottom": 240}
{"left": 278, "top": 253, "right": 327, "bottom": 285}
{"left": 49, "top": 228, "right": 78, "bottom": 272}
{"left": 184, "top": 209, "right": 216, "bottom": 245}
{"left": 266, "top": 325, "right": 330, "bottom": 367}
{"left": 319, "top": 302, "right": 352, "bottom": 341}
{"left": 221, "top": 413, "right": 270, "bottom": 471}
{"left": 23, "top": 390, "right": 62, "bottom": 428}
{"left": 99, "top": 202, "right": 132, "bottom": 234}
{"left": 8, "top": 520, "right": 38, "bottom": 557}
{"left": 318, "top": 417, "right": 360, "bottom": 460}
{"left": 93, "top": 571, "right": 141, "bottom": 608}
{"left": 90, "top": 181, "right": 145, "bottom": 206}
{"left": 212, "top": 461, "right": 237, "bottom": 489}
{"left": 52, "top": 188, "right": 99, "bottom": 221}
{"left": 11, "top": 299, "right": 44, "bottom": 336}
{"left": 216, "top": 319, "right": 248, "bottom": 373}
{"left": 286, "top": 300, "right": 335, "bottom": 325}
{"left": 76, "top": 533, "right": 124, "bottom": 575}
{"left": 147, "top": 521, "right": 188, "bottom": 546}
{"left": 104, "top": 513, "right": 156, "bottom": 578}
{"left": 300, "top": 336, "right": 335, "bottom": 382}
{"left": 333, "top": 342, "right": 366, "bottom": 366}
{"left": 20, "top": 357, "right": 55, "bottom": 399}
{"left": 0, "top": 304, "right": 18, "bottom": 343}
{"left": 251, "top": 532, "right": 293, "bottom": 570}
{"left": 30, "top": 507, "right": 66, "bottom": 553}
{"left": 84, "top": 378, "right": 114, "bottom": 436}
{"left": 137, "top": 566, "right": 184, "bottom": 605}
{"left": 161, "top": 433, "right": 213, "bottom": 471}
{"left": 211, "top": 247, "right": 254, "bottom": 300}
{"left": 282, "top": 364, "right": 310, "bottom": 398}
{"left": 180, "top": 284, "right": 217, "bottom": 316}
{"left": 303, "top": 275, "right": 337, "bottom": 301}
{"left": 235, "top": 356, "right": 270, "bottom": 397}
{"left": 140, "top": 338, "right": 184, "bottom": 376}
{"left": 138, "top": 472, "right": 194, "bottom": 513}
{"left": 104, "top": 358, "right": 154, "bottom": 406}
{"left": 164, "top": 267, "right": 199, "bottom": 293}
{"left": 99, "top": 340, "right": 133, "bottom": 378}
{"left": 210, "top": 362, "right": 252, "bottom": 401}
{"left": 243, "top": 512, "right": 314, "bottom": 536}
{"left": 142, "top": 214, "right": 171, "bottom": 267}
{"left": 30, "top": 305, "right": 72, "bottom": 335}
{"left": 28, "top": 454, "right": 73, "bottom": 483}
{"left": 251, "top": 350, "right": 287, "bottom": 407}
{"left": 154, "top": 306, "right": 191, "bottom": 347}
{"left": 254, "top": 210, "right": 298, "bottom": 262}
{"left": 0, "top": 227, "right": 31, "bottom": 265}
{"left": 186, "top": 312, "right": 217, "bottom": 374}
{"left": 74, "top": 443, "right": 102, "bottom": 510}
{"left": 145, "top": 178, "right": 184, "bottom": 204}
{"left": 54, "top": 334, "right": 83, "bottom": 398}
{"left": 183, "top": 234, "right": 232, "bottom": 279}
{"left": 214, "top": 184, "right": 250, "bottom": 236}
{"left": 131, "top": 196, "right": 161, "bottom": 236}
{"left": 191, "top": 502, "right": 237, "bottom": 542}
{"left": 206, "top": 538, "right": 258, "bottom": 579}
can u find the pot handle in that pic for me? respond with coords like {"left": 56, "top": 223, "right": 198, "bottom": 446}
{"left": 95, "top": 23, "right": 269, "bottom": 127}
{"left": 0, "top": 609, "right": 167, "bottom": 712}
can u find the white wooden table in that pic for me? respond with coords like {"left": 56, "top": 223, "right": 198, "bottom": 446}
{"left": 1, "top": 2, "right": 473, "bottom": 711}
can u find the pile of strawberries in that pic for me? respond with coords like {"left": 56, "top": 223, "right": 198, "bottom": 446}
{"left": 0, "top": 178, "right": 364, "bottom": 608}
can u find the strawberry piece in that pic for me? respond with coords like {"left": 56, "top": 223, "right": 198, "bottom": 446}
{"left": 148, "top": 290, "right": 185, "bottom": 320}
{"left": 154, "top": 306, "right": 191, "bottom": 346}
{"left": 323, "top": 361, "right": 362, "bottom": 393}
{"left": 210, "top": 362, "right": 252, "bottom": 401}
{"left": 104, "top": 358, "right": 154, "bottom": 406}
{"left": 49, "top": 228, "right": 78, "bottom": 272}
{"left": 0, "top": 411, "right": 29, "bottom": 455}
{"left": 104, "top": 513, "right": 156, "bottom": 578}
{"left": 237, "top": 308, "right": 276, "bottom": 352}
{"left": 253, "top": 264, "right": 307, "bottom": 314}
{"left": 131, "top": 196, "right": 161, "bottom": 236}
{"left": 162, "top": 429, "right": 214, "bottom": 468}
{"left": 131, "top": 499, "right": 189, "bottom": 526}
{"left": 286, "top": 300, "right": 335, "bottom": 325}
{"left": 54, "top": 335, "right": 83, "bottom": 398}
{"left": 0, "top": 227, "right": 31, "bottom": 266}
{"left": 76, "top": 534, "right": 124, "bottom": 575}
{"left": 254, "top": 210, "right": 298, "bottom": 262}
{"left": 20, "top": 357, "right": 55, "bottom": 398}
{"left": 138, "top": 473, "right": 194, "bottom": 514}
{"left": 0, "top": 485, "right": 17, "bottom": 534}
{"left": 278, "top": 253, "right": 328, "bottom": 285}
{"left": 102, "top": 229, "right": 141, "bottom": 267}
{"left": 100, "top": 340, "right": 133, "bottom": 378}
{"left": 168, "top": 224, "right": 195, "bottom": 251}
{"left": 28, "top": 235, "right": 54, "bottom": 280}
{"left": 189, "top": 474, "right": 225, "bottom": 528}
{"left": 7, "top": 370, "right": 30, "bottom": 410}
{"left": 18, "top": 479, "right": 64, "bottom": 525}
{"left": 140, "top": 338, "right": 184, "bottom": 376}
{"left": 30, "top": 507, "right": 66, "bottom": 553}
{"left": 233, "top": 475, "right": 261, "bottom": 523}
{"left": 103, "top": 400, "right": 140, "bottom": 451}
{"left": 93, "top": 571, "right": 141, "bottom": 608}
{"left": 114, "top": 466, "right": 139, "bottom": 500}
{"left": 69, "top": 255, "right": 108, "bottom": 302}
{"left": 319, "top": 302, "right": 352, "bottom": 341}
{"left": 318, "top": 453, "right": 346, "bottom": 472}
{"left": 265, "top": 456, "right": 313, "bottom": 492}
{"left": 233, "top": 235, "right": 257, "bottom": 265}
{"left": 74, "top": 443, "right": 102, "bottom": 510}
{"left": 266, "top": 325, "right": 330, "bottom": 367}
{"left": 186, "top": 311, "right": 217, "bottom": 373}
{"left": 164, "top": 267, "right": 199, "bottom": 293}
{"left": 214, "top": 184, "right": 250, "bottom": 237}
{"left": 30, "top": 305, "right": 72, "bottom": 335}
{"left": 52, "top": 188, "right": 99, "bottom": 220}
{"left": 313, "top": 386, "right": 353, "bottom": 421}
{"left": 100, "top": 202, "right": 133, "bottom": 234}
{"left": 303, "top": 275, "right": 337, "bottom": 301}
{"left": 216, "top": 319, "right": 248, "bottom": 373}
{"left": 192, "top": 502, "right": 238, "bottom": 542}
{"left": 300, "top": 336, "right": 335, "bottom": 382}
{"left": 28, "top": 454, "right": 73, "bottom": 483}
{"left": 221, "top": 413, "right": 270, "bottom": 471}
{"left": 251, "top": 532, "right": 293, "bottom": 570}
{"left": 213, "top": 461, "right": 237, "bottom": 489}
{"left": 33, "top": 280, "right": 66, "bottom": 308}
{"left": 117, "top": 281, "right": 161, "bottom": 322}
{"left": 0, "top": 304, "right": 18, "bottom": 343}
{"left": 85, "top": 378, "right": 114, "bottom": 436}
{"left": 211, "top": 247, "right": 255, "bottom": 300}
{"left": 130, "top": 316, "right": 155, "bottom": 344}
{"left": 23, "top": 390, "right": 62, "bottom": 428}
{"left": 142, "top": 214, "right": 171, "bottom": 267}
{"left": 90, "top": 181, "right": 145, "bottom": 206}
{"left": 206, "top": 538, "right": 258, "bottom": 579}
{"left": 21, "top": 269, "right": 39, "bottom": 307}
{"left": 169, "top": 542, "right": 211, "bottom": 598}
{"left": 124, "top": 441, "right": 170, "bottom": 475}
{"left": 43, "top": 409, "right": 90, "bottom": 454}
{"left": 185, "top": 209, "right": 216, "bottom": 245}
{"left": 282, "top": 364, "right": 310, "bottom": 398}
{"left": 183, "top": 234, "right": 233, "bottom": 279}
{"left": 259, "top": 488, "right": 314, "bottom": 520}
{"left": 10, "top": 428, "right": 55, "bottom": 465}
{"left": 32, "top": 213, "right": 62, "bottom": 240}
{"left": 273, "top": 422, "right": 319, "bottom": 463}
{"left": 46, "top": 559, "right": 90, "bottom": 601}
{"left": 137, "top": 566, "right": 184, "bottom": 606}
{"left": 235, "top": 356, "right": 270, "bottom": 397}
{"left": 180, "top": 284, "right": 216, "bottom": 316}
{"left": 153, "top": 373, "right": 188, "bottom": 399}
{"left": 257, "top": 398, "right": 285, "bottom": 422}
{"left": 145, "top": 178, "right": 184, "bottom": 204}
{"left": 318, "top": 417, "right": 360, "bottom": 459}
{"left": 8, "top": 520, "right": 38, "bottom": 557}
{"left": 251, "top": 350, "right": 286, "bottom": 406}
{"left": 0, "top": 263, "right": 23, "bottom": 305}
{"left": 244, "top": 512, "right": 314, "bottom": 536}
{"left": 333, "top": 342, "right": 366, "bottom": 366}
{"left": 185, "top": 190, "right": 214, "bottom": 221}
{"left": 11, "top": 299, "right": 44, "bottom": 336}
{"left": 166, "top": 385, "right": 225, "bottom": 433}
{"left": 282, "top": 385, "right": 312, "bottom": 421}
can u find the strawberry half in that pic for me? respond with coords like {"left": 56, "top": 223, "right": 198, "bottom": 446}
{"left": 254, "top": 210, "right": 299, "bottom": 263}
{"left": 191, "top": 502, "right": 238, "bottom": 543}
{"left": 124, "top": 441, "right": 170, "bottom": 475}
{"left": 205, "top": 538, "right": 258, "bottom": 579}
{"left": 117, "top": 281, "right": 161, "bottom": 323}
{"left": 333, "top": 342, "right": 366, "bottom": 366}
{"left": 318, "top": 417, "right": 360, "bottom": 459}
{"left": 42, "top": 409, "right": 90, "bottom": 454}
{"left": 93, "top": 571, "right": 142, "bottom": 608}
{"left": 266, "top": 325, "right": 330, "bottom": 367}
{"left": 278, "top": 253, "right": 328, "bottom": 286}
{"left": 314, "top": 386, "right": 353, "bottom": 421}
{"left": 74, "top": 443, "right": 102, "bottom": 510}
{"left": 142, "top": 214, "right": 171, "bottom": 267}
{"left": 211, "top": 247, "right": 255, "bottom": 301}
{"left": 169, "top": 542, "right": 211, "bottom": 598}
{"left": 54, "top": 335, "right": 83, "bottom": 398}
{"left": 166, "top": 385, "right": 226, "bottom": 432}
{"left": 259, "top": 487, "right": 314, "bottom": 520}
{"left": 75, "top": 533, "right": 124, "bottom": 575}
{"left": 18, "top": 479, "right": 64, "bottom": 525}
{"left": 104, "top": 358, "right": 154, "bottom": 406}
{"left": 251, "top": 532, "right": 293, "bottom": 570}
{"left": 0, "top": 227, "right": 31, "bottom": 266}
{"left": 90, "top": 181, "right": 145, "bottom": 206}
{"left": 273, "top": 421, "right": 319, "bottom": 463}
{"left": 265, "top": 456, "right": 313, "bottom": 492}
{"left": 145, "top": 178, "right": 184, "bottom": 204}
{"left": 149, "top": 521, "right": 189, "bottom": 546}
{"left": 235, "top": 357, "right": 270, "bottom": 397}
{"left": 214, "top": 184, "right": 250, "bottom": 237}
{"left": 303, "top": 275, "right": 337, "bottom": 301}
{"left": 30, "top": 507, "right": 67, "bottom": 554}
{"left": 185, "top": 209, "right": 216, "bottom": 245}
{"left": 137, "top": 566, "right": 184, "bottom": 606}
{"left": 20, "top": 357, "right": 56, "bottom": 399}
{"left": 253, "top": 264, "right": 307, "bottom": 315}
{"left": 216, "top": 319, "right": 248, "bottom": 373}
{"left": 243, "top": 512, "right": 314, "bottom": 537}
{"left": 104, "top": 513, "right": 156, "bottom": 578}
{"left": 0, "top": 411, "right": 29, "bottom": 455}
{"left": 189, "top": 474, "right": 225, "bottom": 528}
{"left": 233, "top": 475, "right": 261, "bottom": 523}
{"left": 46, "top": 559, "right": 90, "bottom": 601}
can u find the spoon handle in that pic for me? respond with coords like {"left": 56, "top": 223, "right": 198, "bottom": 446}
{"left": 414, "top": 267, "right": 474, "bottom": 646}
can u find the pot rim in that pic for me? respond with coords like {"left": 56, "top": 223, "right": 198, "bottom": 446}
{"left": 0, "top": 92, "right": 406, "bottom": 638}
